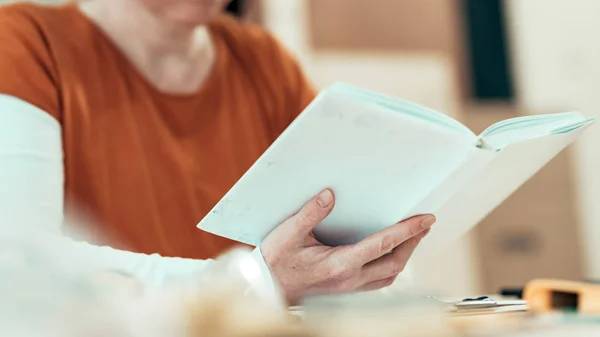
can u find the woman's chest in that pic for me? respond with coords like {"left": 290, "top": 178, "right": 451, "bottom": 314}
{"left": 59, "top": 86, "right": 275, "bottom": 227}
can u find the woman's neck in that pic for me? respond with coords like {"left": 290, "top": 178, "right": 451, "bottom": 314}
{"left": 78, "top": 0, "right": 216, "bottom": 95}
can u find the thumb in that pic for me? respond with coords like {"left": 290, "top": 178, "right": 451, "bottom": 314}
{"left": 286, "top": 189, "right": 335, "bottom": 234}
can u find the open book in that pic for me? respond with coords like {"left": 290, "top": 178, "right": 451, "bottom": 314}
{"left": 197, "top": 83, "right": 595, "bottom": 255}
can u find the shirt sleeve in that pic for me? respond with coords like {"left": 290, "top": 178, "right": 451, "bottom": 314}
{"left": 0, "top": 5, "right": 61, "bottom": 120}
{"left": 0, "top": 94, "right": 277, "bottom": 293}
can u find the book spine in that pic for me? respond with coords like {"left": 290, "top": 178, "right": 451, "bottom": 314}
{"left": 476, "top": 136, "right": 495, "bottom": 151}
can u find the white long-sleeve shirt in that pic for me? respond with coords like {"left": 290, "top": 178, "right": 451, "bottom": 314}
{"left": 0, "top": 94, "right": 274, "bottom": 290}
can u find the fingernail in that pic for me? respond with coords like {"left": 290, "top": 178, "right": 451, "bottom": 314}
{"left": 421, "top": 215, "right": 436, "bottom": 229}
{"left": 316, "top": 189, "right": 333, "bottom": 208}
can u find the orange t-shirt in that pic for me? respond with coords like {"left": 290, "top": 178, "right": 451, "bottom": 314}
{"left": 0, "top": 3, "right": 316, "bottom": 259}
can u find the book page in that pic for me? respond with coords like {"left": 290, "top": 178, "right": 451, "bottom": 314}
{"left": 197, "top": 90, "right": 475, "bottom": 246}
{"left": 407, "top": 148, "right": 497, "bottom": 219}
{"left": 412, "top": 123, "right": 592, "bottom": 258}
{"left": 479, "top": 111, "right": 589, "bottom": 150}
{"left": 330, "top": 82, "right": 475, "bottom": 136}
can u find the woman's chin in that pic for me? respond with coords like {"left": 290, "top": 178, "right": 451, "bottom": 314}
{"left": 141, "top": 0, "right": 228, "bottom": 27}
{"left": 167, "top": 1, "right": 227, "bottom": 26}
{"left": 168, "top": 12, "right": 220, "bottom": 28}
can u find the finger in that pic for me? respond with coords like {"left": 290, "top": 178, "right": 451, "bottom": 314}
{"left": 346, "top": 215, "right": 435, "bottom": 266}
{"left": 282, "top": 189, "right": 335, "bottom": 235}
{"left": 359, "top": 228, "right": 429, "bottom": 283}
{"left": 358, "top": 275, "right": 398, "bottom": 292}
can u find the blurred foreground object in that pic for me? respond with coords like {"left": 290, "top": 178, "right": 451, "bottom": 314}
{"left": 524, "top": 279, "right": 600, "bottom": 315}
{"left": 0, "top": 229, "right": 460, "bottom": 337}
{"left": 0, "top": 230, "right": 285, "bottom": 337}
{"left": 297, "top": 291, "right": 456, "bottom": 337}
{"left": 5, "top": 229, "right": 600, "bottom": 337}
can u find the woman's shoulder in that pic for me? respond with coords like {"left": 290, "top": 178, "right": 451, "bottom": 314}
{"left": 0, "top": 2, "right": 80, "bottom": 29}
{"left": 209, "top": 14, "right": 316, "bottom": 138}
{"left": 209, "top": 14, "right": 298, "bottom": 67}
{"left": 0, "top": 3, "right": 82, "bottom": 120}
{"left": 208, "top": 14, "right": 308, "bottom": 87}
{"left": 209, "top": 14, "right": 277, "bottom": 47}
{"left": 0, "top": 3, "right": 88, "bottom": 63}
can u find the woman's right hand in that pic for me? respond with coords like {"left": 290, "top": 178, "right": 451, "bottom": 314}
{"left": 260, "top": 189, "right": 435, "bottom": 303}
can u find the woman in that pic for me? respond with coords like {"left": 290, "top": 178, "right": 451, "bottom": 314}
{"left": 0, "top": 0, "right": 434, "bottom": 302}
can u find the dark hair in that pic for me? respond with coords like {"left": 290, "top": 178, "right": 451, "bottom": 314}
{"left": 224, "top": 0, "right": 245, "bottom": 17}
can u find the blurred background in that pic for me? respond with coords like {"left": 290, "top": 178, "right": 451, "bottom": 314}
{"left": 4, "top": 0, "right": 600, "bottom": 297}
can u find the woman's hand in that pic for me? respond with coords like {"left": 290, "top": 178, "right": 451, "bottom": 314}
{"left": 260, "top": 189, "right": 434, "bottom": 303}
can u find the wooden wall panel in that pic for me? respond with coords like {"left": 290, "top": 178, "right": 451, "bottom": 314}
{"left": 306, "top": 0, "right": 470, "bottom": 100}
{"left": 307, "top": 0, "right": 461, "bottom": 52}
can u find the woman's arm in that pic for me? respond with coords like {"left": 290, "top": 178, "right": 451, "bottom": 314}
{"left": 0, "top": 94, "right": 272, "bottom": 289}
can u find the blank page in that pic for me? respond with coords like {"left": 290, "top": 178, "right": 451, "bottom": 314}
{"left": 198, "top": 88, "right": 475, "bottom": 246}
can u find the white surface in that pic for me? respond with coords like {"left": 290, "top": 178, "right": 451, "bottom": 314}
{"left": 198, "top": 87, "right": 592, "bottom": 256}
{"left": 260, "top": 0, "right": 311, "bottom": 66}
{"left": 505, "top": 0, "right": 591, "bottom": 112}
{"left": 0, "top": 95, "right": 276, "bottom": 292}
{"left": 506, "top": 0, "right": 600, "bottom": 279}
